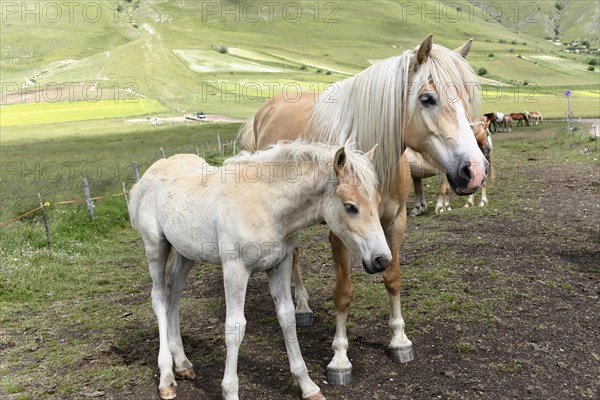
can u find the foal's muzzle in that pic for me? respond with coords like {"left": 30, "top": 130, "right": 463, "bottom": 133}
{"left": 362, "top": 253, "right": 392, "bottom": 274}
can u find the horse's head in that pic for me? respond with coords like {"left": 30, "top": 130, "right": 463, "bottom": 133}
{"left": 403, "top": 34, "right": 488, "bottom": 195}
{"left": 323, "top": 146, "right": 391, "bottom": 274}
{"left": 471, "top": 120, "right": 492, "bottom": 158}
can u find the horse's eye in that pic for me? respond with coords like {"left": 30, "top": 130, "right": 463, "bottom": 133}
{"left": 344, "top": 203, "right": 359, "bottom": 214}
{"left": 419, "top": 93, "right": 437, "bottom": 107}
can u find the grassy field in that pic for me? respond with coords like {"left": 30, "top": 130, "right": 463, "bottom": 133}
{"left": 0, "top": 121, "right": 598, "bottom": 399}
{"left": 0, "top": 99, "right": 167, "bottom": 127}
{"left": 0, "top": 123, "right": 240, "bottom": 221}
{"left": 1, "top": 1, "right": 598, "bottom": 122}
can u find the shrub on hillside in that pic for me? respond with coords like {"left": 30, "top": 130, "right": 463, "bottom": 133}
{"left": 218, "top": 45, "right": 228, "bottom": 54}
{"left": 588, "top": 66, "right": 596, "bottom": 71}
{"left": 478, "top": 67, "right": 488, "bottom": 76}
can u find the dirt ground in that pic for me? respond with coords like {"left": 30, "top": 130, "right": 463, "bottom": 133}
{"left": 4, "top": 128, "right": 598, "bottom": 400}
{"left": 91, "top": 130, "right": 599, "bottom": 400}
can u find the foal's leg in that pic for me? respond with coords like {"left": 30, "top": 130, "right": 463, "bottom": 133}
{"left": 292, "top": 248, "right": 314, "bottom": 327}
{"left": 382, "top": 205, "right": 414, "bottom": 363}
{"left": 167, "top": 252, "right": 195, "bottom": 380}
{"left": 221, "top": 262, "right": 249, "bottom": 400}
{"left": 327, "top": 232, "right": 354, "bottom": 385}
{"left": 268, "top": 253, "right": 324, "bottom": 400}
{"left": 145, "top": 240, "right": 178, "bottom": 399}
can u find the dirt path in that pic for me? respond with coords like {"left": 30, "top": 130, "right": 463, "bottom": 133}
{"left": 3, "top": 128, "right": 597, "bottom": 400}
{"left": 99, "top": 131, "right": 599, "bottom": 400}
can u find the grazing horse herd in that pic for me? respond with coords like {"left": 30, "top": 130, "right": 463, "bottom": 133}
{"left": 484, "top": 110, "right": 543, "bottom": 133}
{"left": 129, "top": 35, "right": 542, "bottom": 400}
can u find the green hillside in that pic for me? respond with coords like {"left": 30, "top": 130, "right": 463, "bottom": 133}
{"left": 1, "top": 0, "right": 598, "bottom": 127}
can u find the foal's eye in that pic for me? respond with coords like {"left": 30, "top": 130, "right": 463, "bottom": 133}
{"left": 419, "top": 93, "right": 437, "bottom": 107}
{"left": 344, "top": 203, "right": 359, "bottom": 214}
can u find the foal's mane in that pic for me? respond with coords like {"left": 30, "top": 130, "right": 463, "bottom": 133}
{"left": 309, "top": 44, "right": 479, "bottom": 195}
{"left": 228, "top": 141, "right": 378, "bottom": 198}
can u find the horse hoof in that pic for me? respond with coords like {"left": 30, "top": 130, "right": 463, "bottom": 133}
{"left": 159, "top": 386, "right": 177, "bottom": 400}
{"left": 295, "top": 312, "right": 314, "bottom": 327}
{"left": 388, "top": 344, "right": 415, "bottom": 364}
{"left": 327, "top": 367, "right": 352, "bottom": 385}
{"left": 305, "top": 391, "right": 326, "bottom": 400}
{"left": 175, "top": 368, "right": 196, "bottom": 380}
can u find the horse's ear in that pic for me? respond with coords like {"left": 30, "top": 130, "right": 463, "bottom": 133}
{"left": 453, "top": 38, "right": 473, "bottom": 59}
{"left": 364, "top": 144, "right": 378, "bottom": 161}
{"left": 416, "top": 33, "right": 434, "bottom": 65}
{"left": 333, "top": 146, "right": 347, "bottom": 177}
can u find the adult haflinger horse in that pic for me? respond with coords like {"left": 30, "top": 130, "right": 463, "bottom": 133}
{"left": 238, "top": 34, "right": 489, "bottom": 384}
{"left": 129, "top": 142, "right": 391, "bottom": 400}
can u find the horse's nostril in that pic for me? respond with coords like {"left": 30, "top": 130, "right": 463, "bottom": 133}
{"left": 459, "top": 161, "right": 472, "bottom": 181}
{"left": 374, "top": 256, "right": 383, "bottom": 269}
{"left": 373, "top": 255, "right": 390, "bottom": 272}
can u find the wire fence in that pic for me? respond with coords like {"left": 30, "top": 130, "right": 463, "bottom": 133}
{"left": 0, "top": 135, "right": 238, "bottom": 250}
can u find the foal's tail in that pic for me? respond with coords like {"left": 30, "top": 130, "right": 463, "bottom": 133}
{"left": 237, "top": 118, "right": 256, "bottom": 151}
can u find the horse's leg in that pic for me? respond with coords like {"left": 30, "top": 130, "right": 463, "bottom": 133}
{"left": 382, "top": 204, "right": 414, "bottom": 363}
{"left": 167, "top": 252, "right": 196, "bottom": 380}
{"left": 327, "top": 232, "right": 353, "bottom": 385}
{"left": 221, "top": 263, "right": 249, "bottom": 400}
{"left": 410, "top": 177, "right": 426, "bottom": 216}
{"left": 479, "top": 180, "right": 488, "bottom": 207}
{"left": 435, "top": 178, "right": 445, "bottom": 214}
{"left": 292, "top": 248, "right": 314, "bottom": 327}
{"left": 268, "top": 252, "right": 324, "bottom": 400}
{"left": 464, "top": 194, "right": 475, "bottom": 208}
{"left": 146, "top": 240, "right": 178, "bottom": 400}
{"left": 436, "top": 177, "right": 451, "bottom": 214}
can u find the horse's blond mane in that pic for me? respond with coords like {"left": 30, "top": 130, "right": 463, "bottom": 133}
{"left": 227, "top": 140, "right": 379, "bottom": 198}
{"left": 309, "top": 44, "right": 479, "bottom": 195}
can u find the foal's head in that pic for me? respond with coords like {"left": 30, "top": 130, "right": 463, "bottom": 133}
{"left": 324, "top": 146, "right": 392, "bottom": 274}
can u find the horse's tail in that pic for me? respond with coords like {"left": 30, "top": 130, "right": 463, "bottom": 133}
{"left": 237, "top": 118, "right": 256, "bottom": 151}
{"left": 539, "top": 113, "right": 543, "bottom": 124}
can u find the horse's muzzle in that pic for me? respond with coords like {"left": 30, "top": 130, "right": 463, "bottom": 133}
{"left": 446, "top": 157, "right": 489, "bottom": 195}
{"left": 362, "top": 253, "right": 392, "bottom": 274}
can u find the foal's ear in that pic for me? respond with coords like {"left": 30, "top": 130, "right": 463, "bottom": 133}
{"left": 364, "top": 144, "right": 378, "bottom": 161}
{"left": 453, "top": 38, "right": 473, "bottom": 59}
{"left": 416, "top": 33, "right": 434, "bottom": 65}
{"left": 333, "top": 146, "right": 347, "bottom": 177}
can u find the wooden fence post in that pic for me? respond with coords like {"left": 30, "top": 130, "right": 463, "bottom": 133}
{"left": 133, "top": 162, "right": 140, "bottom": 182}
{"left": 233, "top": 140, "right": 236, "bottom": 156}
{"left": 160, "top": 147, "right": 166, "bottom": 158}
{"left": 217, "top": 133, "right": 222, "bottom": 154}
{"left": 82, "top": 177, "right": 95, "bottom": 220}
{"left": 38, "top": 193, "right": 51, "bottom": 250}
{"left": 196, "top": 144, "right": 200, "bottom": 157}
{"left": 122, "top": 182, "right": 134, "bottom": 228}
